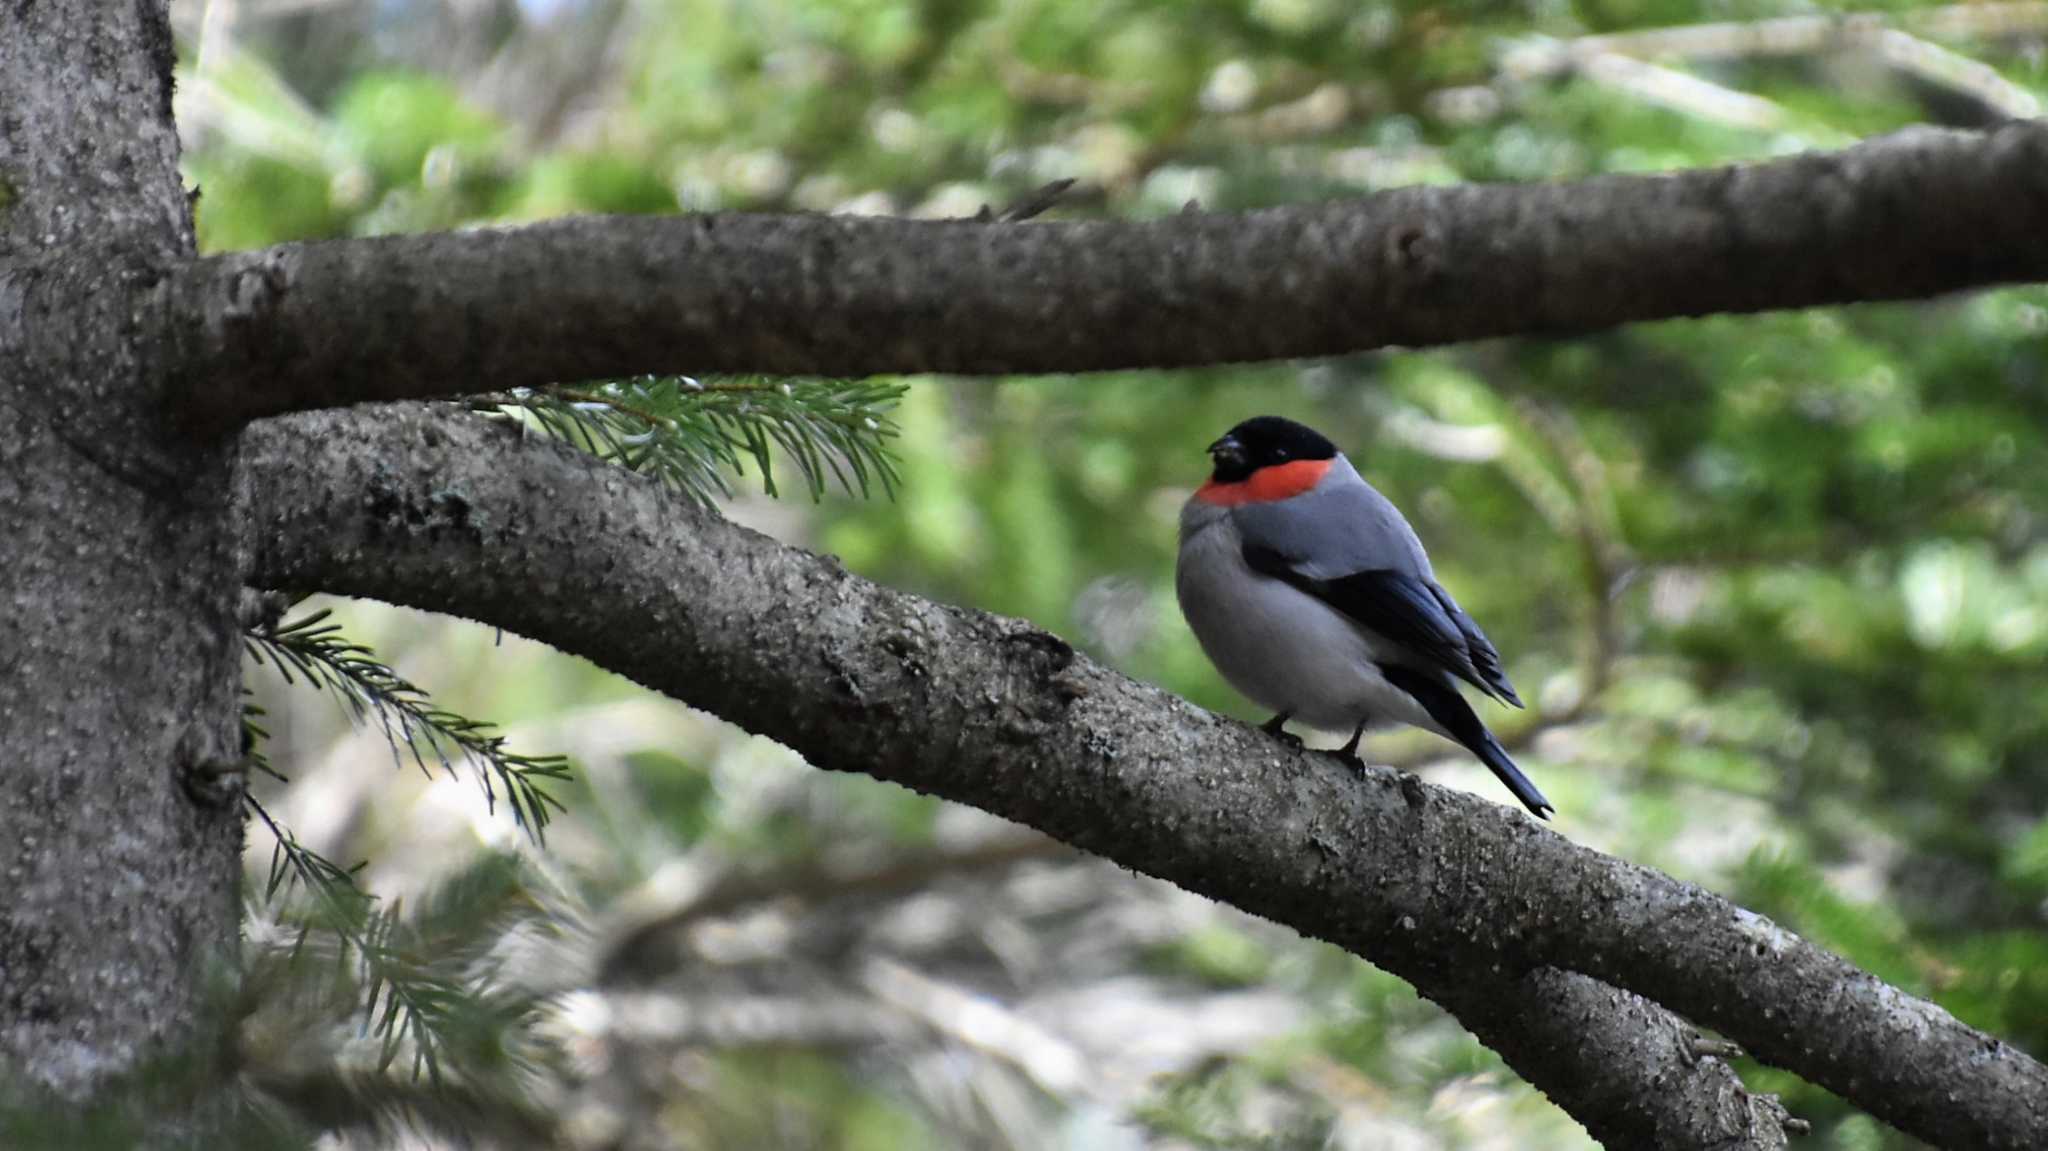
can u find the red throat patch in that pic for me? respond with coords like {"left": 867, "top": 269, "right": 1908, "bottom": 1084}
{"left": 1195, "top": 458, "right": 1332, "bottom": 507}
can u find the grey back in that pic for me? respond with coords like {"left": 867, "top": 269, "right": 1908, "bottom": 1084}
{"left": 1229, "top": 456, "right": 1433, "bottom": 579}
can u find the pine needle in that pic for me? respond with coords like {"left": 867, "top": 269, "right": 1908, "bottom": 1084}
{"left": 473, "top": 376, "right": 904, "bottom": 506}
{"left": 243, "top": 609, "right": 570, "bottom": 843}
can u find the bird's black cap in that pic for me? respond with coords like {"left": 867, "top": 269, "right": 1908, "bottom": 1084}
{"left": 1207, "top": 416, "right": 1338, "bottom": 483}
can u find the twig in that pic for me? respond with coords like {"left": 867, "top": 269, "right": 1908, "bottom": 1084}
{"left": 1498, "top": 5, "right": 2046, "bottom": 125}
{"left": 598, "top": 832, "right": 1072, "bottom": 983}
{"left": 1874, "top": 28, "right": 2042, "bottom": 121}
{"left": 1501, "top": 5, "right": 2048, "bottom": 79}
{"left": 1573, "top": 53, "right": 1787, "bottom": 130}
{"left": 1514, "top": 397, "right": 1628, "bottom": 707}
{"left": 975, "top": 178, "right": 1080, "bottom": 223}
{"left": 859, "top": 957, "right": 1096, "bottom": 1097}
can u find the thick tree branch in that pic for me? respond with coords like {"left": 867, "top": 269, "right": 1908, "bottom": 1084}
{"left": 175, "top": 121, "right": 2048, "bottom": 427}
{"left": 240, "top": 406, "right": 2046, "bottom": 1149}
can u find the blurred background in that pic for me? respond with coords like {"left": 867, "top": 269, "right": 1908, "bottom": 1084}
{"left": 181, "top": 1, "right": 2048, "bottom": 1148}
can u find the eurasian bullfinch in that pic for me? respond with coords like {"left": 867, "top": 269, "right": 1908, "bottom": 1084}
{"left": 1176, "top": 416, "right": 1553, "bottom": 818}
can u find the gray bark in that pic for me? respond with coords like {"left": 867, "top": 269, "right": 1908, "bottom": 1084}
{"left": 242, "top": 404, "right": 2048, "bottom": 1150}
{"left": 164, "top": 120, "right": 2048, "bottom": 425}
{"left": 0, "top": 0, "right": 244, "bottom": 1122}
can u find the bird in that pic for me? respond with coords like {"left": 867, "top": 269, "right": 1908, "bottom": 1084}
{"left": 1175, "top": 415, "right": 1553, "bottom": 818}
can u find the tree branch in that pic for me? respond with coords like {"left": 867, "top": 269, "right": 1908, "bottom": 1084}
{"left": 239, "top": 405, "right": 2048, "bottom": 1148}
{"left": 1499, "top": 4, "right": 2048, "bottom": 78}
{"left": 173, "top": 121, "right": 2048, "bottom": 427}
{"left": 596, "top": 829, "right": 1075, "bottom": 985}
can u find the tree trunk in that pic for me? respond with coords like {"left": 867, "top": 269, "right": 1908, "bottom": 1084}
{"left": 0, "top": 1, "right": 243, "bottom": 1134}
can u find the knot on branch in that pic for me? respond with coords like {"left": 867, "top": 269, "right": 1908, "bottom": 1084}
{"left": 362, "top": 468, "right": 489, "bottom": 543}
{"left": 221, "top": 247, "right": 296, "bottom": 323}
{"left": 989, "top": 626, "right": 1085, "bottom": 743}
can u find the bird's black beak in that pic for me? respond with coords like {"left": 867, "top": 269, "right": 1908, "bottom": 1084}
{"left": 1207, "top": 434, "right": 1245, "bottom": 471}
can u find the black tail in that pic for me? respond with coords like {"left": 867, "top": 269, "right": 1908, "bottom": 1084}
{"left": 1381, "top": 666, "right": 1554, "bottom": 819}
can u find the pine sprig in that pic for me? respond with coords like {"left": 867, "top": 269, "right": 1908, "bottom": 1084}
{"left": 474, "top": 376, "right": 904, "bottom": 505}
{"left": 240, "top": 696, "right": 289, "bottom": 783}
{"left": 244, "top": 796, "right": 554, "bottom": 1094}
{"left": 244, "top": 609, "right": 569, "bottom": 842}
{"left": 247, "top": 795, "right": 440, "bottom": 1081}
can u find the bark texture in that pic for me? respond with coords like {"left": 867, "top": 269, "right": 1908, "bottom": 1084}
{"left": 0, "top": 0, "right": 245, "bottom": 1110}
{"left": 242, "top": 404, "right": 2048, "bottom": 1150}
{"left": 168, "top": 120, "right": 2048, "bottom": 424}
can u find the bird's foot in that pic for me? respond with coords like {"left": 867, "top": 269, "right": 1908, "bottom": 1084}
{"left": 1266, "top": 728, "right": 1305, "bottom": 750}
{"left": 1260, "top": 713, "right": 1304, "bottom": 750}
{"left": 1331, "top": 718, "right": 1370, "bottom": 773}
{"left": 1328, "top": 747, "right": 1369, "bottom": 775}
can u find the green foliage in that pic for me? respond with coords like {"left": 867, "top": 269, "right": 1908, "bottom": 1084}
{"left": 332, "top": 73, "right": 503, "bottom": 190}
{"left": 1152, "top": 925, "right": 1275, "bottom": 989}
{"left": 1132, "top": 1056, "right": 1331, "bottom": 1149}
{"left": 675, "top": 1051, "right": 942, "bottom": 1151}
{"left": 477, "top": 376, "right": 905, "bottom": 505}
{"left": 232, "top": 606, "right": 583, "bottom": 1140}
{"left": 245, "top": 608, "right": 570, "bottom": 840}
{"left": 240, "top": 802, "right": 561, "bottom": 1144}
{"left": 511, "top": 153, "right": 677, "bottom": 218}
{"left": 187, "top": 152, "right": 344, "bottom": 251}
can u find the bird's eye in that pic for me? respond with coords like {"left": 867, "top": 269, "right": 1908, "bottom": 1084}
{"left": 1273, "top": 449, "right": 1289, "bottom": 459}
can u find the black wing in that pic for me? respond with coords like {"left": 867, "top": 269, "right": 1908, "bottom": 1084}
{"left": 1381, "top": 666, "right": 1549, "bottom": 816}
{"left": 1243, "top": 545, "right": 1523, "bottom": 707}
{"left": 1423, "top": 580, "right": 1522, "bottom": 708}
